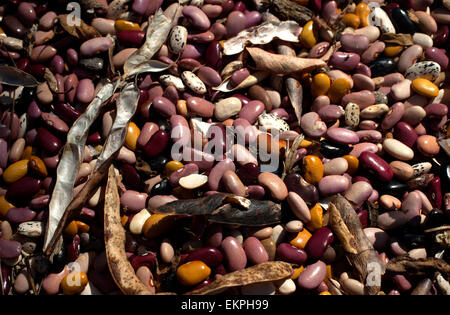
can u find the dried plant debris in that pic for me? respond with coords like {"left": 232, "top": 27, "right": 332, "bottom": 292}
{"left": 379, "top": 33, "right": 414, "bottom": 46}
{"left": 213, "top": 71, "right": 270, "bottom": 92}
{"left": 107, "top": 0, "right": 131, "bottom": 19}
{"left": 80, "top": 0, "right": 108, "bottom": 10}
{"left": 209, "top": 202, "right": 282, "bottom": 226}
{"left": 44, "top": 68, "right": 59, "bottom": 94}
{"left": 439, "top": 138, "right": 450, "bottom": 158}
{"left": 186, "top": 262, "right": 293, "bottom": 295}
{"left": 262, "top": 0, "right": 314, "bottom": 25}
{"left": 435, "top": 272, "right": 450, "bottom": 295}
{"left": 246, "top": 47, "right": 326, "bottom": 74}
{"left": 93, "top": 82, "right": 139, "bottom": 173}
{"left": 43, "top": 81, "right": 117, "bottom": 253}
{"left": 328, "top": 195, "right": 385, "bottom": 295}
{"left": 0, "top": 86, "right": 24, "bottom": 106}
{"left": 124, "top": 8, "right": 175, "bottom": 78}
{"left": 386, "top": 257, "right": 450, "bottom": 277}
{"left": 282, "top": 134, "right": 305, "bottom": 180}
{"left": 0, "top": 66, "right": 38, "bottom": 87}
{"left": 150, "top": 193, "right": 282, "bottom": 227}
{"left": 223, "top": 21, "right": 300, "bottom": 56}
{"left": 104, "top": 166, "right": 154, "bottom": 295}
{"left": 58, "top": 15, "right": 101, "bottom": 41}
{"left": 286, "top": 77, "right": 303, "bottom": 127}
{"left": 0, "top": 36, "right": 23, "bottom": 51}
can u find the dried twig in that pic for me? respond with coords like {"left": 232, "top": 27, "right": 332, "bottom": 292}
{"left": 247, "top": 47, "right": 326, "bottom": 74}
{"left": 263, "top": 0, "right": 314, "bottom": 25}
{"left": 104, "top": 166, "right": 154, "bottom": 295}
{"left": 185, "top": 262, "right": 293, "bottom": 295}
{"left": 386, "top": 257, "right": 450, "bottom": 277}
{"left": 328, "top": 195, "right": 385, "bottom": 295}
{"left": 151, "top": 194, "right": 282, "bottom": 227}
{"left": 43, "top": 81, "right": 117, "bottom": 256}
{"left": 282, "top": 135, "right": 304, "bottom": 180}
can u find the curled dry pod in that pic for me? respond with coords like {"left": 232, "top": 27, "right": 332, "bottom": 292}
{"left": 104, "top": 166, "right": 154, "bottom": 295}
{"left": 0, "top": 66, "right": 38, "bottom": 87}
{"left": 44, "top": 82, "right": 139, "bottom": 256}
{"left": 124, "top": 9, "right": 176, "bottom": 78}
{"left": 185, "top": 261, "right": 293, "bottom": 295}
{"left": 223, "top": 21, "right": 301, "bottom": 56}
{"left": 213, "top": 71, "right": 270, "bottom": 92}
{"left": 151, "top": 193, "right": 282, "bottom": 226}
{"left": 246, "top": 47, "right": 326, "bottom": 74}
{"left": 43, "top": 81, "right": 117, "bottom": 253}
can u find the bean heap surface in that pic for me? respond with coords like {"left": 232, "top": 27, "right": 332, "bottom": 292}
{"left": 0, "top": 0, "right": 449, "bottom": 296}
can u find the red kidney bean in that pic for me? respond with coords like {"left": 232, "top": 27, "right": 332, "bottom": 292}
{"left": 1, "top": 265, "right": 11, "bottom": 295}
{"left": 181, "top": 147, "right": 215, "bottom": 171}
{"left": 50, "top": 55, "right": 65, "bottom": 74}
{"left": 238, "top": 100, "right": 265, "bottom": 124}
{"left": 197, "top": 66, "right": 222, "bottom": 87}
{"left": 381, "top": 102, "right": 405, "bottom": 130}
{"left": 425, "top": 103, "right": 448, "bottom": 117}
{"left": 424, "top": 47, "right": 449, "bottom": 70}
{"left": 181, "top": 44, "right": 204, "bottom": 60}
{"left": 230, "top": 68, "right": 250, "bottom": 88}
{"left": 284, "top": 173, "right": 319, "bottom": 206}
{"left": 226, "top": 11, "right": 248, "bottom": 37}
{"left": 205, "top": 40, "right": 222, "bottom": 68}
{"left": 340, "top": 34, "right": 370, "bottom": 54}
{"left": 37, "top": 127, "right": 62, "bottom": 155}
{"left": 427, "top": 177, "right": 442, "bottom": 209}
{"left": 210, "top": 22, "right": 227, "bottom": 40}
{"left": 205, "top": 223, "right": 223, "bottom": 248}
{"left": 221, "top": 236, "right": 247, "bottom": 272}
{"left": 207, "top": 158, "right": 235, "bottom": 190}
{"left": 359, "top": 152, "right": 393, "bottom": 182}
{"left": 120, "top": 164, "right": 141, "bottom": 190}
{"left": 5, "top": 207, "right": 36, "bottom": 224}
{"left": 131, "top": 253, "right": 156, "bottom": 272}
{"left": 152, "top": 96, "right": 176, "bottom": 117}
{"left": 247, "top": 185, "right": 266, "bottom": 200}
{"left": 188, "top": 31, "right": 215, "bottom": 43}
{"left": 434, "top": 25, "right": 449, "bottom": 47}
{"left": 0, "top": 239, "right": 22, "bottom": 260}
{"left": 186, "top": 247, "right": 223, "bottom": 267}
{"left": 30, "top": 195, "right": 50, "bottom": 210}
{"left": 144, "top": 130, "right": 169, "bottom": 158}
{"left": 6, "top": 177, "right": 42, "bottom": 205}
{"left": 297, "top": 261, "right": 327, "bottom": 290}
{"left": 170, "top": 163, "right": 199, "bottom": 187}
{"left": 41, "top": 112, "right": 69, "bottom": 134}
{"left": 66, "top": 48, "right": 78, "bottom": 67}
{"left": 243, "top": 237, "right": 268, "bottom": 265}
{"left": 117, "top": 30, "right": 146, "bottom": 47}
{"left": 276, "top": 243, "right": 307, "bottom": 265}
{"left": 67, "top": 235, "right": 81, "bottom": 263}
{"left": 2, "top": 15, "right": 26, "bottom": 38}
{"left": 16, "top": 58, "right": 30, "bottom": 72}
{"left": 354, "top": 63, "right": 372, "bottom": 77}
{"left": 305, "top": 228, "right": 334, "bottom": 260}
{"left": 329, "top": 52, "right": 360, "bottom": 71}
{"left": 178, "top": 58, "right": 202, "bottom": 71}
{"left": 52, "top": 103, "right": 81, "bottom": 124}
{"left": 327, "top": 128, "right": 359, "bottom": 145}
{"left": 187, "top": 97, "right": 215, "bottom": 117}
{"left": 245, "top": 11, "right": 262, "bottom": 28}
{"left": 182, "top": 6, "right": 211, "bottom": 31}
{"left": 394, "top": 122, "right": 418, "bottom": 147}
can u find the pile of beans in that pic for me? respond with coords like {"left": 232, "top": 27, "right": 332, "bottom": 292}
{"left": 0, "top": 0, "right": 449, "bottom": 296}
